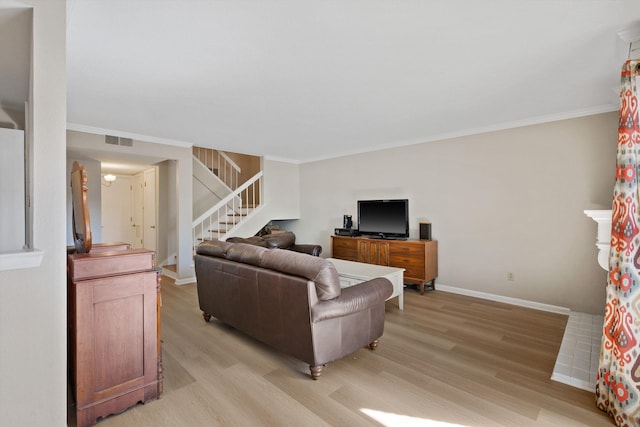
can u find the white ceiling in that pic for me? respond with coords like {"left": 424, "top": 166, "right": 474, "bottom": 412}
{"left": 36, "top": 1, "right": 640, "bottom": 162}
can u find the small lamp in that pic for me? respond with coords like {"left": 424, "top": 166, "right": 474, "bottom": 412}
{"left": 103, "top": 174, "right": 116, "bottom": 186}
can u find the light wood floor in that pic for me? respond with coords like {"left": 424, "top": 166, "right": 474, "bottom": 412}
{"left": 84, "top": 277, "right": 614, "bottom": 427}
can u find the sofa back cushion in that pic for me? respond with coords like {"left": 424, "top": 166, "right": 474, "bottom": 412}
{"left": 196, "top": 239, "right": 234, "bottom": 258}
{"left": 262, "top": 232, "right": 296, "bottom": 249}
{"left": 226, "top": 242, "right": 268, "bottom": 266}
{"left": 225, "top": 235, "right": 267, "bottom": 247}
{"left": 196, "top": 239, "right": 340, "bottom": 300}
{"left": 260, "top": 249, "right": 340, "bottom": 300}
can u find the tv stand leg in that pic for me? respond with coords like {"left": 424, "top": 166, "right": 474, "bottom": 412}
{"left": 419, "top": 280, "right": 436, "bottom": 295}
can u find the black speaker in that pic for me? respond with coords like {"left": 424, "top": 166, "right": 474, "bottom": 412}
{"left": 343, "top": 215, "right": 352, "bottom": 229}
{"left": 419, "top": 222, "right": 432, "bottom": 240}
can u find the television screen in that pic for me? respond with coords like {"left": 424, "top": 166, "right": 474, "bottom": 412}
{"left": 357, "top": 199, "right": 409, "bottom": 239}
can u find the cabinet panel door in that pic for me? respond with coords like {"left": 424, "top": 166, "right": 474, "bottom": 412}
{"left": 373, "top": 241, "right": 389, "bottom": 266}
{"left": 331, "top": 236, "right": 358, "bottom": 261}
{"left": 74, "top": 271, "right": 158, "bottom": 406}
{"left": 357, "top": 240, "right": 370, "bottom": 263}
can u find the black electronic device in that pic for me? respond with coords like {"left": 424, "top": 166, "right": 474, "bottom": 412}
{"left": 335, "top": 228, "right": 357, "bottom": 236}
{"left": 357, "top": 199, "right": 409, "bottom": 239}
{"left": 343, "top": 215, "right": 353, "bottom": 229}
{"left": 419, "top": 222, "right": 432, "bottom": 240}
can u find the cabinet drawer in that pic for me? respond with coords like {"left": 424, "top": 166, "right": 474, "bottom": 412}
{"left": 397, "top": 259, "right": 425, "bottom": 281}
{"left": 389, "top": 243, "right": 425, "bottom": 258}
{"left": 389, "top": 243, "right": 425, "bottom": 280}
{"left": 331, "top": 237, "right": 358, "bottom": 261}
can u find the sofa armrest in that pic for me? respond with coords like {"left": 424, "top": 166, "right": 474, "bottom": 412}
{"left": 289, "top": 244, "right": 322, "bottom": 257}
{"left": 311, "top": 278, "right": 392, "bottom": 322}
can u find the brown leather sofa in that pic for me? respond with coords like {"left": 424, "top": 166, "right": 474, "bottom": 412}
{"left": 194, "top": 239, "right": 392, "bottom": 379}
{"left": 226, "top": 231, "right": 322, "bottom": 256}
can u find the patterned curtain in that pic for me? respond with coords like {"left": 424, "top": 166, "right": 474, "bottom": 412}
{"left": 597, "top": 59, "right": 640, "bottom": 426}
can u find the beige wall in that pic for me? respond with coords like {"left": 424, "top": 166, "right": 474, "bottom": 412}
{"left": 264, "top": 158, "right": 300, "bottom": 220}
{"left": 291, "top": 112, "right": 617, "bottom": 314}
{"left": 0, "top": 1, "right": 67, "bottom": 425}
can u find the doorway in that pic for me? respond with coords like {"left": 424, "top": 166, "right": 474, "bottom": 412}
{"left": 102, "top": 166, "right": 157, "bottom": 252}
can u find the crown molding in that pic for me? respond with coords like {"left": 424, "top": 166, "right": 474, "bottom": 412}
{"left": 300, "top": 105, "right": 618, "bottom": 164}
{"left": 66, "top": 123, "right": 194, "bottom": 148}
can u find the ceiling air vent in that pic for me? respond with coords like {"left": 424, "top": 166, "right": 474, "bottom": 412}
{"left": 105, "top": 135, "right": 119, "bottom": 145}
{"left": 105, "top": 135, "right": 134, "bottom": 147}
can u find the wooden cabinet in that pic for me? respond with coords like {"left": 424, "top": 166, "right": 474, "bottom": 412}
{"left": 331, "top": 236, "right": 438, "bottom": 294}
{"left": 68, "top": 249, "right": 162, "bottom": 427}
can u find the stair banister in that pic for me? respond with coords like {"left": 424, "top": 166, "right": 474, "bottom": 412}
{"left": 218, "top": 151, "right": 241, "bottom": 190}
{"left": 192, "top": 147, "right": 242, "bottom": 190}
{"left": 192, "top": 171, "right": 263, "bottom": 248}
{"left": 193, "top": 171, "right": 262, "bottom": 226}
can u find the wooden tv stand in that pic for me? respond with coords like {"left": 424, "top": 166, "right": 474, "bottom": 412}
{"left": 331, "top": 235, "right": 438, "bottom": 294}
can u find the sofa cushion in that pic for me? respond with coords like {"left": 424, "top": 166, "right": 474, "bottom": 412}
{"left": 226, "top": 235, "right": 268, "bottom": 247}
{"left": 226, "top": 242, "right": 268, "bottom": 266}
{"left": 260, "top": 249, "right": 340, "bottom": 300}
{"left": 263, "top": 232, "right": 296, "bottom": 249}
{"left": 196, "top": 240, "right": 234, "bottom": 258}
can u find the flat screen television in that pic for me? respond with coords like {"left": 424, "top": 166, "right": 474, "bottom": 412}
{"left": 357, "top": 199, "right": 409, "bottom": 239}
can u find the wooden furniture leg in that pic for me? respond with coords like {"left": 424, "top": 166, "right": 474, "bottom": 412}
{"left": 203, "top": 313, "right": 212, "bottom": 322}
{"left": 368, "top": 340, "right": 379, "bottom": 350}
{"left": 310, "top": 365, "right": 323, "bottom": 380}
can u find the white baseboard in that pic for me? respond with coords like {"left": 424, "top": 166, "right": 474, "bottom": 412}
{"left": 173, "top": 276, "right": 196, "bottom": 285}
{"left": 435, "top": 284, "right": 570, "bottom": 315}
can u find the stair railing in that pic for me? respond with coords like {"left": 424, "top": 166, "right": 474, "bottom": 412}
{"left": 192, "top": 147, "right": 241, "bottom": 190}
{"left": 218, "top": 151, "right": 240, "bottom": 190}
{"left": 192, "top": 171, "right": 263, "bottom": 250}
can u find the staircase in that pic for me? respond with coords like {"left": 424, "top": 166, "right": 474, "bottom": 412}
{"left": 193, "top": 147, "right": 241, "bottom": 190}
{"left": 192, "top": 171, "right": 264, "bottom": 249}
{"left": 191, "top": 147, "right": 264, "bottom": 254}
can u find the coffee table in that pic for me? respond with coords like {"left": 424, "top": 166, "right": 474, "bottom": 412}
{"left": 327, "top": 258, "right": 405, "bottom": 310}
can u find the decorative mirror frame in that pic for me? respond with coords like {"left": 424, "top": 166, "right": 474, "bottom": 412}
{"left": 70, "top": 161, "right": 92, "bottom": 253}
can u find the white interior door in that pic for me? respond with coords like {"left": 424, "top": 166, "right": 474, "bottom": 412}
{"left": 101, "top": 175, "right": 135, "bottom": 245}
{"left": 132, "top": 173, "right": 144, "bottom": 249}
{"left": 143, "top": 167, "right": 157, "bottom": 252}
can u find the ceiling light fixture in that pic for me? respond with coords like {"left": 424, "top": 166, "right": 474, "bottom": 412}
{"left": 103, "top": 174, "right": 116, "bottom": 186}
